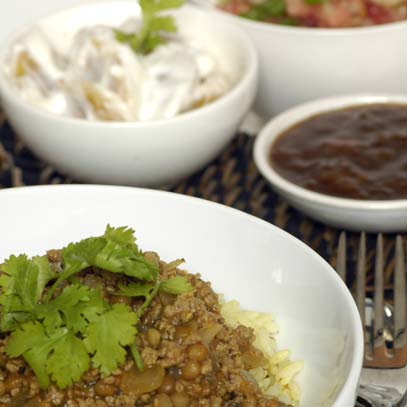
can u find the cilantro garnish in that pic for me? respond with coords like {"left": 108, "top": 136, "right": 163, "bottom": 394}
{"left": 115, "top": 0, "right": 184, "bottom": 55}
{"left": 304, "top": 0, "right": 328, "bottom": 4}
{"left": 6, "top": 322, "right": 71, "bottom": 389}
{"left": 240, "top": 0, "right": 286, "bottom": 21}
{"left": 117, "top": 275, "right": 192, "bottom": 298}
{"left": 83, "top": 304, "right": 138, "bottom": 375}
{"left": 116, "top": 276, "right": 192, "bottom": 317}
{"left": 37, "top": 285, "right": 106, "bottom": 335}
{"left": 160, "top": 276, "right": 193, "bottom": 295}
{"left": 46, "top": 225, "right": 158, "bottom": 301}
{"left": 0, "top": 255, "right": 57, "bottom": 331}
{"left": 0, "top": 225, "right": 192, "bottom": 389}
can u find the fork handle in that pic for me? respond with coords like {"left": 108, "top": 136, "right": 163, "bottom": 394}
{"left": 358, "top": 384, "right": 403, "bottom": 407}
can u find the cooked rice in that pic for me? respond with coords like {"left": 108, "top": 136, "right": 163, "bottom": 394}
{"left": 221, "top": 300, "right": 303, "bottom": 406}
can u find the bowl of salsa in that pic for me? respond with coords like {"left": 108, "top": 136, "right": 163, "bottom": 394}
{"left": 254, "top": 93, "right": 407, "bottom": 232}
{"left": 192, "top": 0, "right": 407, "bottom": 118}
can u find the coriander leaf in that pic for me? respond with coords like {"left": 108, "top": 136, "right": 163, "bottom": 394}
{"left": 140, "top": 34, "right": 165, "bottom": 54}
{"left": 5, "top": 322, "right": 67, "bottom": 389}
{"left": 37, "top": 285, "right": 90, "bottom": 332}
{"left": 37, "top": 285, "right": 105, "bottom": 334}
{"left": 115, "top": 0, "right": 184, "bottom": 55}
{"left": 304, "top": 0, "right": 327, "bottom": 4}
{"left": 0, "top": 255, "right": 57, "bottom": 331}
{"left": 32, "top": 256, "right": 58, "bottom": 300}
{"left": 61, "top": 288, "right": 106, "bottom": 334}
{"left": 61, "top": 237, "right": 106, "bottom": 280}
{"left": 141, "top": 0, "right": 184, "bottom": 13}
{"left": 5, "top": 322, "right": 46, "bottom": 357}
{"left": 160, "top": 276, "right": 192, "bottom": 295}
{"left": 48, "top": 226, "right": 158, "bottom": 299}
{"left": 78, "top": 288, "right": 107, "bottom": 324}
{"left": 150, "top": 16, "right": 177, "bottom": 32}
{"left": 94, "top": 241, "right": 158, "bottom": 281}
{"left": 115, "top": 280, "right": 161, "bottom": 318}
{"left": 104, "top": 225, "right": 138, "bottom": 249}
{"left": 280, "top": 16, "right": 298, "bottom": 25}
{"left": 240, "top": 0, "right": 285, "bottom": 20}
{"left": 47, "top": 331, "right": 90, "bottom": 389}
{"left": 84, "top": 304, "right": 138, "bottom": 376}
{"left": 116, "top": 282, "right": 155, "bottom": 298}
{"left": 114, "top": 30, "right": 134, "bottom": 43}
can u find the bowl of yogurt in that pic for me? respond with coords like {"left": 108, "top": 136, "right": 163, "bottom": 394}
{"left": 0, "top": 1, "right": 258, "bottom": 186}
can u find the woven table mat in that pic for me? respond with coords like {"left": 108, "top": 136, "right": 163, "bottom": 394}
{"left": 0, "top": 114, "right": 405, "bottom": 297}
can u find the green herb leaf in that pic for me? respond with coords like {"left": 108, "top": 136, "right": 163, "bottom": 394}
{"left": 84, "top": 304, "right": 138, "bottom": 376}
{"left": 160, "top": 276, "right": 192, "bottom": 295}
{"left": 61, "top": 237, "right": 106, "bottom": 279}
{"left": 304, "top": 0, "right": 327, "bottom": 4}
{"left": 240, "top": 0, "right": 285, "bottom": 21}
{"left": 37, "top": 285, "right": 106, "bottom": 334}
{"left": 280, "top": 16, "right": 298, "bottom": 25}
{"left": 115, "top": 0, "right": 184, "bottom": 55}
{"left": 1, "top": 225, "right": 192, "bottom": 390}
{"left": 47, "top": 331, "right": 90, "bottom": 389}
{"left": 48, "top": 226, "right": 158, "bottom": 299}
{"left": 104, "top": 225, "right": 139, "bottom": 248}
{"left": 95, "top": 226, "right": 158, "bottom": 281}
{"left": 140, "top": 0, "right": 184, "bottom": 12}
{"left": 116, "top": 282, "right": 155, "bottom": 298}
{"left": 150, "top": 16, "right": 177, "bottom": 32}
{"left": 5, "top": 322, "right": 67, "bottom": 389}
{"left": 0, "top": 255, "right": 57, "bottom": 331}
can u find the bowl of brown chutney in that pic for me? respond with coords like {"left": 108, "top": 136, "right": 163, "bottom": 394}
{"left": 254, "top": 94, "right": 407, "bottom": 232}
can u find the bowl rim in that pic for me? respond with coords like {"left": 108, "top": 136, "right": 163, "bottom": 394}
{"left": 253, "top": 93, "right": 407, "bottom": 211}
{"left": 192, "top": 0, "right": 407, "bottom": 35}
{"left": 0, "top": 183, "right": 364, "bottom": 406}
{"left": 0, "top": 1, "right": 258, "bottom": 129}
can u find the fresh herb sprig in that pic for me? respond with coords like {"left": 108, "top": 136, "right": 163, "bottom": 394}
{"left": 240, "top": 0, "right": 286, "bottom": 21}
{"left": 0, "top": 226, "right": 192, "bottom": 389}
{"left": 115, "top": 0, "right": 184, "bottom": 55}
{"left": 303, "top": 0, "right": 328, "bottom": 5}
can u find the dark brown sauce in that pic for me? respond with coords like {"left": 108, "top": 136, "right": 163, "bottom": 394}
{"left": 270, "top": 104, "right": 407, "bottom": 200}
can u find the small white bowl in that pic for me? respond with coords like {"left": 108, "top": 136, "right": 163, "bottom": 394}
{"left": 193, "top": 0, "right": 407, "bottom": 118}
{"left": 0, "top": 184, "right": 364, "bottom": 406}
{"left": 254, "top": 94, "right": 407, "bottom": 232}
{"left": 0, "top": 2, "right": 258, "bottom": 187}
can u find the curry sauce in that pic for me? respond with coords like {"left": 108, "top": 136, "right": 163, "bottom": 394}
{"left": 270, "top": 104, "right": 407, "bottom": 200}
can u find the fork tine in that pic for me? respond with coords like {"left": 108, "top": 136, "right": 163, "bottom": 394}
{"left": 394, "top": 235, "right": 406, "bottom": 350}
{"left": 373, "top": 234, "right": 384, "bottom": 349}
{"left": 337, "top": 232, "right": 346, "bottom": 282}
{"left": 357, "top": 232, "right": 366, "bottom": 331}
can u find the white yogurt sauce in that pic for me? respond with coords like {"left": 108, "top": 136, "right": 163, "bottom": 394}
{"left": 6, "top": 20, "right": 231, "bottom": 121}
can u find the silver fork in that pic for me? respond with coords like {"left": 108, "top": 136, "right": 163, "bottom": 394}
{"left": 337, "top": 233, "right": 407, "bottom": 407}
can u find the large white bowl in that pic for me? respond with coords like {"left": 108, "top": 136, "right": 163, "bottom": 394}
{"left": 193, "top": 0, "right": 407, "bottom": 118}
{"left": 254, "top": 93, "right": 407, "bottom": 232}
{"left": 0, "top": 2, "right": 258, "bottom": 187}
{"left": 0, "top": 185, "right": 363, "bottom": 407}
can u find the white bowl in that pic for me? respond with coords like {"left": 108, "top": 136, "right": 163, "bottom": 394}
{"left": 192, "top": 0, "right": 407, "bottom": 118}
{"left": 0, "top": 2, "right": 258, "bottom": 187}
{"left": 0, "top": 0, "right": 115, "bottom": 40}
{"left": 0, "top": 184, "right": 363, "bottom": 407}
{"left": 254, "top": 94, "right": 407, "bottom": 232}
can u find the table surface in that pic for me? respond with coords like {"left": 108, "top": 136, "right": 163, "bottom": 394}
{"left": 1, "top": 113, "right": 405, "bottom": 299}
